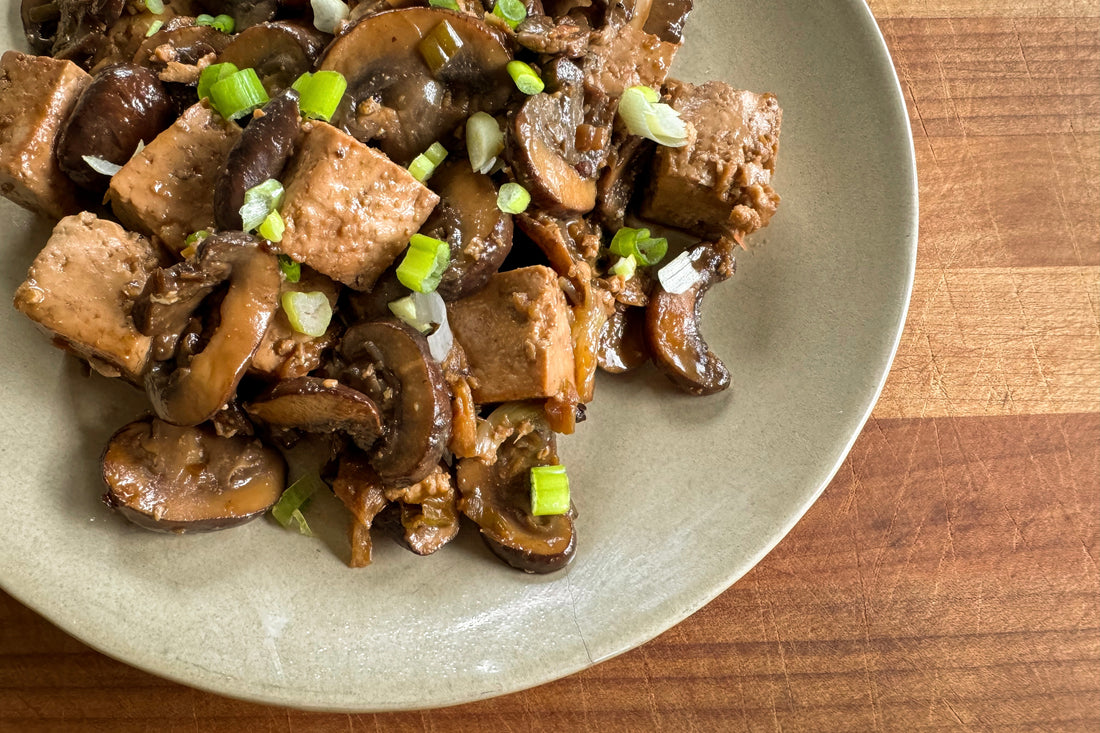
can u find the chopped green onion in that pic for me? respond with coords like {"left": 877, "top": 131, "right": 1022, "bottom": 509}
{"left": 185, "top": 230, "right": 210, "bottom": 246}
{"left": 396, "top": 234, "right": 451, "bottom": 294}
{"left": 429, "top": 0, "right": 460, "bottom": 8}
{"left": 281, "top": 291, "right": 333, "bottom": 337}
{"left": 210, "top": 67, "right": 269, "bottom": 120}
{"left": 278, "top": 254, "right": 301, "bottom": 283}
{"left": 407, "top": 141, "right": 448, "bottom": 182}
{"left": 618, "top": 85, "right": 689, "bottom": 147}
{"left": 507, "top": 60, "right": 544, "bottom": 95}
{"left": 388, "top": 295, "right": 430, "bottom": 333}
{"left": 530, "top": 464, "right": 570, "bottom": 516}
{"left": 292, "top": 70, "right": 347, "bottom": 122}
{"left": 196, "top": 13, "right": 236, "bottom": 33}
{"left": 609, "top": 226, "right": 668, "bottom": 266}
{"left": 145, "top": 19, "right": 163, "bottom": 36}
{"left": 271, "top": 473, "right": 326, "bottom": 535}
{"left": 493, "top": 0, "right": 527, "bottom": 29}
{"left": 496, "top": 182, "right": 531, "bottom": 214}
{"left": 610, "top": 255, "right": 636, "bottom": 280}
{"left": 143, "top": 0, "right": 164, "bottom": 14}
{"left": 466, "top": 112, "right": 504, "bottom": 174}
{"left": 197, "top": 62, "right": 238, "bottom": 102}
{"left": 419, "top": 20, "right": 465, "bottom": 75}
{"left": 257, "top": 209, "right": 285, "bottom": 242}
{"left": 240, "top": 178, "right": 284, "bottom": 232}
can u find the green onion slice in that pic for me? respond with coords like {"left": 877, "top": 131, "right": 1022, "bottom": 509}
{"left": 281, "top": 291, "right": 333, "bottom": 337}
{"left": 387, "top": 295, "right": 426, "bottom": 331}
{"left": 407, "top": 141, "right": 448, "bottom": 182}
{"left": 496, "top": 182, "right": 531, "bottom": 214}
{"left": 618, "top": 85, "right": 689, "bottom": 147}
{"left": 493, "top": 0, "right": 527, "bottom": 29}
{"left": 257, "top": 209, "right": 285, "bottom": 243}
{"left": 145, "top": 19, "right": 163, "bottom": 36}
{"left": 240, "top": 178, "right": 284, "bottom": 232}
{"left": 271, "top": 473, "right": 326, "bottom": 535}
{"left": 143, "top": 0, "right": 164, "bottom": 14}
{"left": 419, "top": 20, "right": 465, "bottom": 75}
{"left": 185, "top": 230, "right": 210, "bottom": 246}
{"left": 466, "top": 112, "right": 504, "bottom": 174}
{"left": 429, "top": 0, "right": 460, "bottom": 7}
{"left": 277, "top": 254, "right": 301, "bottom": 283}
{"left": 609, "top": 226, "right": 668, "bottom": 266}
{"left": 292, "top": 70, "right": 347, "bottom": 122}
{"left": 396, "top": 234, "right": 451, "bottom": 294}
{"left": 530, "top": 465, "right": 570, "bottom": 516}
{"left": 507, "top": 60, "right": 544, "bottom": 95}
{"left": 210, "top": 67, "right": 269, "bottom": 120}
{"left": 196, "top": 13, "right": 236, "bottom": 33}
{"left": 610, "top": 255, "right": 637, "bottom": 280}
{"left": 197, "top": 62, "right": 238, "bottom": 102}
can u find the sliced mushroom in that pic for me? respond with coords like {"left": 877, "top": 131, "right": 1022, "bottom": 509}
{"left": 102, "top": 416, "right": 285, "bottom": 533}
{"left": 22, "top": 0, "right": 126, "bottom": 67}
{"left": 645, "top": 244, "right": 732, "bottom": 395}
{"left": 217, "top": 21, "right": 327, "bottom": 96}
{"left": 509, "top": 90, "right": 597, "bottom": 216}
{"left": 245, "top": 376, "right": 383, "bottom": 452}
{"left": 56, "top": 63, "right": 175, "bottom": 191}
{"left": 457, "top": 403, "right": 576, "bottom": 573}
{"left": 138, "top": 233, "right": 281, "bottom": 426}
{"left": 339, "top": 320, "right": 452, "bottom": 487}
{"left": 332, "top": 450, "right": 389, "bottom": 567}
{"left": 214, "top": 90, "right": 302, "bottom": 231}
{"left": 420, "top": 161, "right": 513, "bottom": 301}
{"left": 598, "top": 302, "right": 648, "bottom": 373}
{"left": 385, "top": 463, "right": 460, "bottom": 556}
{"left": 132, "top": 25, "right": 232, "bottom": 84}
{"left": 319, "top": 7, "right": 513, "bottom": 165}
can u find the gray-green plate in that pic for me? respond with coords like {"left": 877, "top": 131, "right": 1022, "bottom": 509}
{"left": 0, "top": 0, "right": 917, "bottom": 711}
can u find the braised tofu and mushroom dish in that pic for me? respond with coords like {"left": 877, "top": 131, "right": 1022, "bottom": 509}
{"left": 1, "top": 0, "right": 782, "bottom": 573}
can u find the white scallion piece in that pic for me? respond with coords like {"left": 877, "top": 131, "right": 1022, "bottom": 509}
{"left": 657, "top": 251, "right": 702, "bottom": 294}
{"left": 311, "top": 0, "right": 349, "bottom": 33}
{"left": 466, "top": 112, "right": 504, "bottom": 174}
{"left": 82, "top": 155, "right": 122, "bottom": 177}
{"left": 618, "top": 85, "right": 690, "bottom": 148}
{"left": 388, "top": 290, "right": 454, "bottom": 362}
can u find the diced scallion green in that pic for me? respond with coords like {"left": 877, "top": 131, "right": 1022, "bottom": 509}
{"left": 185, "top": 230, "right": 210, "bottom": 246}
{"left": 428, "top": 0, "right": 460, "bottom": 8}
{"left": 507, "top": 60, "right": 544, "bottom": 95}
{"left": 496, "top": 182, "right": 530, "bottom": 214}
{"left": 145, "top": 20, "right": 163, "bottom": 36}
{"left": 396, "top": 234, "right": 451, "bottom": 293}
{"left": 493, "top": 0, "right": 527, "bottom": 29}
{"left": 292, "top": 70, "right": 347, "bottom": 122}
{"left": 209, "top": 67, "right": 269, "bottom": 120}
{"left": 240, "top": 178, "right": 284, "bottom": 232}
{"left": 197, "top": 62, "right": 238, "bottom": 101}
{"left": 271, "top": 473, "right": 327, "bottom": 536}
{"left": 194, "top": 13, "right": 236, "bottom": 33}
{"left": 530, "top": 465, "right": 570, "bottom": 516}
{"left": 277, "top": 254, "right": 301, "bottom": 283}
{"left": 281, "top": 291, "right": 333, "bottom": 338}
{"left": 143, "top": 0, "right": 164, "bottom": 14}
{"left": 610, "top": 255, "right": 637, "bottom": 280}
{"left": 609, "top": 226, "right": 668, "bottom": 266}
{"left": 418, "top": 20, "right": 465, "bottom": 74}
{"left": 257, "top": 209, "right": 285, "bottom": 243}
{"left": 407, "top": 141, "right": 448, "bottom": 182}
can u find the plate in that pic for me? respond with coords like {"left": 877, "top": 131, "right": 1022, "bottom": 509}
{"left": 0, "top": 0, "right": 917, "bottom": 712}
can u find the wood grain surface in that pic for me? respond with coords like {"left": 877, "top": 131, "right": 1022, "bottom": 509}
{"left": 2, "top": 1, "right": 1098, "bottom": 730}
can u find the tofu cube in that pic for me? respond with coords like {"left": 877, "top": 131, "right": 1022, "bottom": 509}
{"left": 641, "top": 79, "right": 782, "bottom": 242}
{"left": 109, "top": 102, "right": 241, "bottom": 252}
{"left": 13, "top": 213, "right": 162, "bottom": 381}
{"left": 447, "top": 266, "right": 576, "bottom": 404}
{"left": 0, "top": 51, "right": 90, "bottom": 219}
{"left": 278, "top": 122, "right": 440, "bottom": 291}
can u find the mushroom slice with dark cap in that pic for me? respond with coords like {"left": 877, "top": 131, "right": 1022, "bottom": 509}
{"left": 102, "top": 416, "right": 286, "bottom": 533}
{"left": 22, "top": 0, "right": 125, "bottom": 65}
{"left": 132, "top": 25, "right": 232, "bottom": 84}
{"left": 339, "top": 319, "right": 452, "bottom": 488}
{"left": 214, "top": 90, "right": 302, "bottom": 231}
{"left": 420, "top": 160, "right": 513, "bottom": 301}
{"left": 509, "top": 90, "right": 598, "bottom": 216}
{"left": 245, "top": 376, "right": 383, "bottom": 452}
{"left": 457, "top": 403, "right": 576, "bottom": 573}
{"left": 598, "top": 302, "right": 648, "bottom": 373}
{"left": 56, "top": 63, "right": 175, "bottom": 191}
{"left": 136, "top": 233, "right": 281, "bottom": 426}
{"left": 318, "top": 7, "right": 513, "bottom": 165}
{"left": 384, "top": 463, "right": 460, "bottom": 556}
{"left": 217, "top": 22, "right": 327, "bottom": 97}
{"left": 646, "top": 243, "right": 733, "bottom": 395}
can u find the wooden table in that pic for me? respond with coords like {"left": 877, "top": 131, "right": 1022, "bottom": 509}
{"left": 2, "top": 1, "right": 1097, "bottom": 729}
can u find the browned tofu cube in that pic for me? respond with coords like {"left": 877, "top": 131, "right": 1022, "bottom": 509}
{"left": 13, "top": 213, "right": 162, "bottom": 382}
{"left": 584, "top": 23, "right": 678, "bottom": 97}
{"left": 0, "top": 52, "right": 90, "bottom": 219}
{"left": 250, "top": 267, "right": 341, "bottom": 380}
{"left": 640, "top": 79, "right": 782, "bottom": 242}
{"left": 278, "top": 122, "right": 439, "bottom": 291}
{"left": 109, "top": 102, "right": 241, "bottom": 252}
{"left": 447, "top": 266, "right": 575, "bottom": 404}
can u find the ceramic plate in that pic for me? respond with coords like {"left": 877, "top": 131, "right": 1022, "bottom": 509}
{"left": 0, "top": 0, "right": 917, "bottom": 711}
